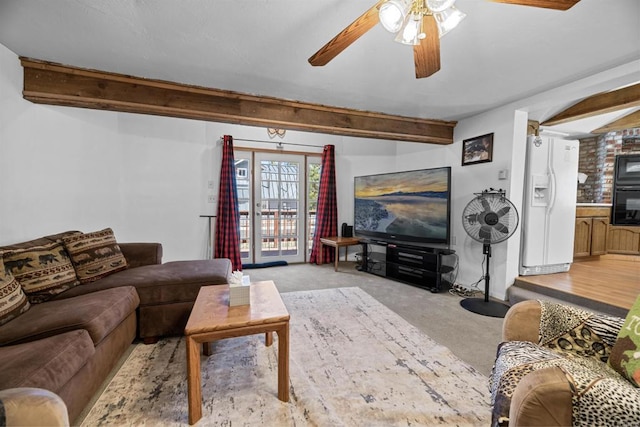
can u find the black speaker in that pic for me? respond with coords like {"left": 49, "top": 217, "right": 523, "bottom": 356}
{"left": 341, "top": 223, "right": 353, "bottom": 237}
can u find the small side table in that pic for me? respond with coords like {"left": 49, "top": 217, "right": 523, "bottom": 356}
{"left": 318, "top": 236, "right": 362, "bottom": 272}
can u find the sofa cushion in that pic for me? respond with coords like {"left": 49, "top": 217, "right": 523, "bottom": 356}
{"left": 538, "top": 300, "right": 622, "bottom": 363}
{"left": 0, "top": 258, "right": 30, "bottom": 326}
{"left": 0, "top": 286, "right": 139, "bottom": 346}
{"left": 62, "top": 228, "right": 128, "bottom": 284}
{"left": 0, "top": 329, "right": 94, "bottom": 391}
{"left": 119, "top": 242, "right": 163, "bottom": 268}
{"left": 609, "top": 294, "right": 640, "bottom": 387}
{"left": 53, "top": 259, "right": 232, "bottom": 306}
{"left": 3, "top": 242, "right": 79, "bottom": 303}
{"left": 0, "top": 231, "right": 80, "bottom": 253}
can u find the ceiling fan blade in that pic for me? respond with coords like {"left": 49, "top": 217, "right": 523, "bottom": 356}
{"left": 413, "top": 15, "right": 440, "bottom": 79}
{"left": 309, "top": 0, "right": 385, "bottom": 66}
{"left": 488, "top": 0, "right": 580, "bottom": 10}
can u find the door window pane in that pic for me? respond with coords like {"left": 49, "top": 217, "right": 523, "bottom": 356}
{"left": 235, "top": 158, "right": 251, "bottom": 260}
{"left": 259, "top": 160, "right": 300, "bottom": 257}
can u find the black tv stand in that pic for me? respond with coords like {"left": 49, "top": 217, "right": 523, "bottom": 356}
{"left": 360, "top": 239, "right": 455, "bottom": 293}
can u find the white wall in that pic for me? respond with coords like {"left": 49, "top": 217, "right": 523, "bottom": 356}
{"left": 394, "top": 108, "right": 528, "bottom": 299}
{"left": 0, "top": 42, "right": 217, "bottom": 260}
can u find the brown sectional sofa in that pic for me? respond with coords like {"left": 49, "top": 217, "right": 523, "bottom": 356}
{"left": 0, "top": 230, "right": 232, "bottom": 423}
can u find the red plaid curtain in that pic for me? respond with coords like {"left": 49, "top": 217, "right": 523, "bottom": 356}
{"left": 215, "top": 135, "right": 242, "bottom": 271}
{"left": 310, "top": 144, "right": 337, "bottom": 264}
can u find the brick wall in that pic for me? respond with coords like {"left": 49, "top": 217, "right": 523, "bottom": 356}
{"left": 577, "top": 136, "right": 600, "bottom": 203}
{"left": 577, "top": 128, "right": 640, "bottom": 203}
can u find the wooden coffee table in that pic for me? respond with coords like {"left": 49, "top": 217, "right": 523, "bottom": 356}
{"left": 184, "top": 280, "right": 290, "bottom": 425}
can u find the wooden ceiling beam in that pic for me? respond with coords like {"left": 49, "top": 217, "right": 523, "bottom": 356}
{"left": 20, "top": 58, "right": 455, "bottom": 145}
{"left": 591, "top": 110, "right": 640, "bottom": 134}
{"left": 541, "top": 83, "right": 640, "bottom": 126}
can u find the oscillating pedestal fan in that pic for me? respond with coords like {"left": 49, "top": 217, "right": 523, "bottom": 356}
{"left": 460, "top": 189, "right": 519, "bottom": 318}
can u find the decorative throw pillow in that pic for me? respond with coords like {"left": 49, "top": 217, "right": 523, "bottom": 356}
{"left": 3, "top": 242, "right": 79, "bottom": 303}
{"left": 608, "top": 294, "right": 640, "bottom": 387}
{"left": 62, "top": 228, "right": 128, "bottom": 284}
{"left": 0, "top": 256, "right": 30, "bottom": 326}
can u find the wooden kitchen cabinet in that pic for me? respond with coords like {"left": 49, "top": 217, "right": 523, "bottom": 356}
{"left": 607, "top": 225, "right": 640, "bottom": 255}
{"left": 574, "top": 217, "right": 592, "bottom": 257}
{"left": 574, "top": 206, "right": 610, "bottom": 258}
{"left": 590, "top": 217, "right": 609, "bottom": 255}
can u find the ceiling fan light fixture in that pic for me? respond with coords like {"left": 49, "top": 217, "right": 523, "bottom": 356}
{"left": 426, "top": 0, "right": 457, "bottom": 13}
{"left": 379, "top": 0, "right": 410, "bottom": 33}
{"left": 434, "top": 5, "right": 466, "bottom": 37}
{"left": 394, "top": 13, "right": 424, "bottom": 45}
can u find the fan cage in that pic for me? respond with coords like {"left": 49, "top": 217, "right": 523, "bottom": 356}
{"left": 461, "top": 193, "right": 519, "bottom": 244}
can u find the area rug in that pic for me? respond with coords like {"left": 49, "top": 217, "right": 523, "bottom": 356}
{"left": 81, "top": 287, "right": 491, "bottom": 426}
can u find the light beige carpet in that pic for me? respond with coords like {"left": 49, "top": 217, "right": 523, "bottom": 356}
{"left": 81, "top": 287, "right": 491, "bottom": 426}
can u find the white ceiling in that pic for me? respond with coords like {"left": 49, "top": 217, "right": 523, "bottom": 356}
{"left": 0, "top": 0, "right": 639, "bottom": 136}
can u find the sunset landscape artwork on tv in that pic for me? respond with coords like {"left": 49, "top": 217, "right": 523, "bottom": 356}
{"left": 354, "top": 167, "right": 451, "bottom": 244}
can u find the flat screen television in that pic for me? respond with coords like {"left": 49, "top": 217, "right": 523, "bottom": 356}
{"left": 354, "top": 167, "right": 451, "bottom": 245}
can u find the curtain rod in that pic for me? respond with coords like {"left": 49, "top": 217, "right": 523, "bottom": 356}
{"left": 228, "top": 137, "right": 324, "bottom": 149}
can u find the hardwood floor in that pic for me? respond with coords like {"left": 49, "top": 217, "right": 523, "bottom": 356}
{"left": 512, "top": 255, "right": 639, "bottom": 316}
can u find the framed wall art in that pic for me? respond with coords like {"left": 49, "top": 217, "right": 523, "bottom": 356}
{"left": 462, "top": 133, "right": 493, "bottom": 166}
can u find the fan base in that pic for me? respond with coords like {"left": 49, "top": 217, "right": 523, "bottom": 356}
{"left": 460, "top": 298, "right": 510, "bottom": 318}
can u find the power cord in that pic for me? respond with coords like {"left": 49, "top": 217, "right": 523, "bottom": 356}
{"left": 447, "top": 253, "right": 459, "bottom": 284}
{"left": 449, "top": 283, "right": 480, "bottom": 298}
{"left": 448, "top": 253, "right": 486, "bottom": 298}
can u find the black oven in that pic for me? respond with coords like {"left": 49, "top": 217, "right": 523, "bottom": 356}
{"left": 614, "top": 154, "right": 640, "bottom": 186}
{"left": 612, "top": 188, "right": 640, "bottom": 225}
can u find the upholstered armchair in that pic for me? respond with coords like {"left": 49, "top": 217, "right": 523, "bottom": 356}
{"left": 490, "top": 300, "right": 640, "bottom": 427}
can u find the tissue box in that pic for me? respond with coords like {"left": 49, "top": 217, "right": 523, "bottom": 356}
{"left": 229, "top": 283, "right": 251, "bottom": 306}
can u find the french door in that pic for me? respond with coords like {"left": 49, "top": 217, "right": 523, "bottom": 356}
{"left": 253, "top": 152, "right": 306, "bottom": 264}
{"left": 236, "top": 151, "right": 321, "bottom": 265}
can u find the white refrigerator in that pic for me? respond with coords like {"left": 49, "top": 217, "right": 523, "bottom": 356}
{"left": 520, "top": 134, "right": 579, "bottom": 275}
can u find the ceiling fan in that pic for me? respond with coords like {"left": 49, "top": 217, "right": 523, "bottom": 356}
{"left": 308, "top": 0, "right": 581, "bottom": 79}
